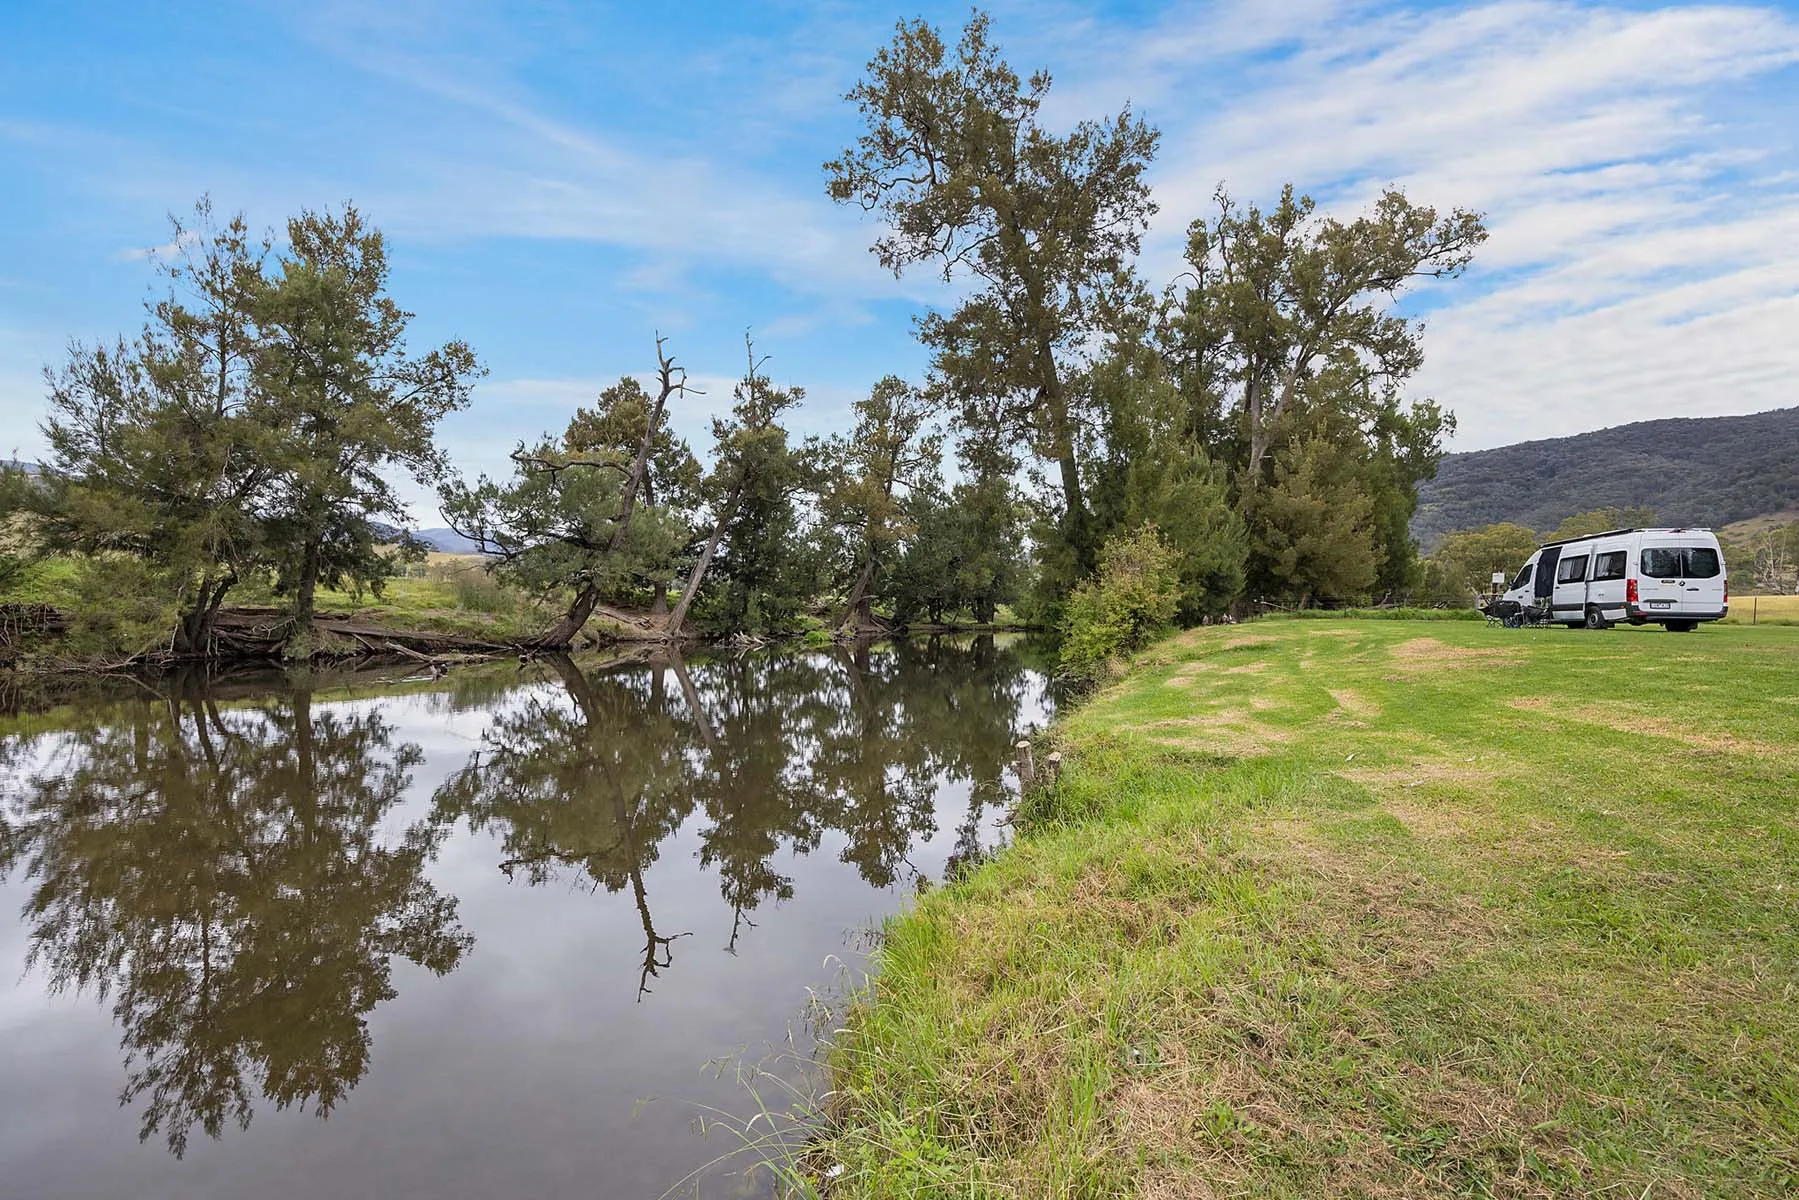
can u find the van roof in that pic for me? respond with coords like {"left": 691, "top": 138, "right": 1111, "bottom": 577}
{"left": 1537, "top": 527, "right": 1715, "bottom": 550}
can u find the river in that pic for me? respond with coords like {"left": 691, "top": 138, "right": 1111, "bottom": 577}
{"left": 0, "top": 635, "right": 1053, "bottom": 1198}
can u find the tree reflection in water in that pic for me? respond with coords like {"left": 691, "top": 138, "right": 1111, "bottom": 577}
{"left": 0, "top": 636, "right": 1044, "bottom": 1159}
{"left": 433, "top": 636, "right": 1039, "bottom": 994}
{"left": 0, "top": 681, "right": 471, "bottom": 1156}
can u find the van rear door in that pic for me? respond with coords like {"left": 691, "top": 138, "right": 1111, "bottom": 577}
{"left": 1636, "top": 538, "right": 1684, "bottom": 617}
{"left": 1676, "top": 539, "right": 1726, "bottom": 616}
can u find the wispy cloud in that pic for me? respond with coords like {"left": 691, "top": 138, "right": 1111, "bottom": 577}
{"left": 1093, "top": 0, "right": 1799, "bottom": 448}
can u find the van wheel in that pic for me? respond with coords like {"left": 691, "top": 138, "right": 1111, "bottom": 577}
{"left": 1584, "top": 607, "right": 1608, "bottom": 630}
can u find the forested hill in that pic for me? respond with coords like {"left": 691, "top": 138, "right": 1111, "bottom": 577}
{"left": 1413, "top": 407, "right": 1799, "bottom": 548}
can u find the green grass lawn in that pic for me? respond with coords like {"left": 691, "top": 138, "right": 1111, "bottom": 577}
{"left": 816, "top": 620, "right": 1799, "bottom": 1198}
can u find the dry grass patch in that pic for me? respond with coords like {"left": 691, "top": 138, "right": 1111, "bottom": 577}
{"left": 1506, "top": 697, "right": 1783, "bottom": 756}
{"left": 1328, "top": 687, "right": 1380, "bottom": 718}
{"left": 1388, "top": 636, "right": 1521, "bottom": 672}
{"left": 1133, "top": 712, "right": 1291, "bottom": 758}
{"left": 1161, "top": 661, "right": 1226, "bottom": 689}
{"left": 1341, "top": 758, "right": 1496, "bottom": 790}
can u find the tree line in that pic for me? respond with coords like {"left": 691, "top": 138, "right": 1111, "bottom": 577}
{"left": 1, "top": 10, "right": 1492, "bottom": 662}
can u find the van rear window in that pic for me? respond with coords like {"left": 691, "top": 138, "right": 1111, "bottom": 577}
{"left": 1683, "top": 548, "right": 1721, "bottom": 579}
{"left": 1641, "top": 547, "right": 1721, "bottom": 579}
{"left": 1592, "top": 551, "right": 1627, "bottom": 581}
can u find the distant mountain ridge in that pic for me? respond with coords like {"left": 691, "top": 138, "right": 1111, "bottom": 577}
{"left": 1413, "top": 407, "right": 1799, "bottom": 549}
{"left": 369, "top": 522, "right": 484, "bottom": 554}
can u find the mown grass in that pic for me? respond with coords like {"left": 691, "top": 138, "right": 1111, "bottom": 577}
{"left": 815, "top": 620, "right": 1799, "bottom": 1198}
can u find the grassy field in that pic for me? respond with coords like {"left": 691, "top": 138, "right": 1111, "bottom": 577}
{"left": 0, "top": 552, "right": 553, "bottom": 644}
{"left": 815, "top": 620, "right": 1799, "bottom": 1198}
{"left": 1722, "top": 594, "right": 1799, "bottom": 626}
{"left": 311, "top": 552, "right": 553, "bottom": 640}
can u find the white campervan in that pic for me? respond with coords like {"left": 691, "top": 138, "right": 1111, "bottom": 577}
{"left": 1498, "top": 528, "right": 1728, "bottom": 632}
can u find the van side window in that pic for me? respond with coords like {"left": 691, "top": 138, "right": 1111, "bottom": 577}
{"left": 1592, "top": 551, "right": 1627, "bottom": 581}
{"left": 1555, "top": 555, "right": 1588, "bottom": 583}
{"left": 1682, "top": 548, "right": 1721, "bottom": 579}
{"left": 1642, "top": 548, "right": 1681, "bottom": 578}
{"left": 1511, "top": 563, "right": 1534, "bottom": 590}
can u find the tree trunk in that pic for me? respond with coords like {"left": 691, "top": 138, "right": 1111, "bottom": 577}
{"left": 840, "top": 555, "right": 877, "bottom": 630}
{"left": 537, "top": 582, "right": 600, "bottom": 648}
{"left": 175, "top": 573, "right": 237, "bottom": 657}
{"left": 1246, "top": 375, "right": 1268, "bottom": 485}
{"left": 666, "top": 492, "right": 738, "bottom": 640}
{"left": 1040, "top": 368, "right": 1091, "bottom": 573}
{"left": 293, "top": 538, "right": 321, "bottom": 641}
{"left": 608, "top": 338, "right": 679, "bottom": 556}
{"left": 649, "top": 579, "right": 669, "bottom": 616}
{"left": 670, "top": 653, "right": 717, "bottom": 751}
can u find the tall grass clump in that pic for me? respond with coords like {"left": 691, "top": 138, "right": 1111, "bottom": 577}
{"left": 426, "top": 558, "right": 510, "bottom": 614}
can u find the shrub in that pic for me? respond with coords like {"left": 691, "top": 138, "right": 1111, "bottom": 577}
{"left": 1059, "top": 525, "right": 1180, "bottom": 679}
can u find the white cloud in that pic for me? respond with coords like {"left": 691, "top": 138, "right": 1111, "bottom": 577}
{"left": 1111, "top": 0, "right": 1799, "bottom": 449}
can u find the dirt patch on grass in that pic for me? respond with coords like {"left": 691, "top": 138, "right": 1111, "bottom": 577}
{"left": 1388, "top": 636, "right": 1520, "bottom": 672}
{"left": 1223, "top": 661, "right": 1271, "bottom": 675}
{"left": 1220, "top": 635, "right": 1276, "bottom": 651}
{"left": 1328, "top": 687, "right": 1380, "bottom": 718}
{"left": 1506, "top": 698, "right": 1781, "bottom": 756}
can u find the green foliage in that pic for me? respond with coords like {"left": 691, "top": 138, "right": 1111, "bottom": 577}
{"left": 1413, "top": 408, "right": 1799, "bottom": 549}
{"left": 257, "top": 204, "right": 482, "bottom": 633}
{"left": 818, "top": 377, "right": 941, "bottom": 628}
{"left": 1158, "top": 184, "right": 1482, "bottom": 605}
{"left": 30, "top": 202, "right": 272, "bottom": 653}
{"left": 440, "top": 433, "right": 686, "bottom": 603}
{"left": 1058, "top": 525, "right": 1180, "bottom": 678}
{"left": 677, "top": 342, "right": 814, "bottom": 637}
{"left": 17, "top": 198, "right": 481, "bottom": 659}
{"left": 1420, "top": 521, "right": 1542, "bottom": 606}
{"left": 58, "top": 556, "right": 178, "bottom": 659}
{"left": 1247, "top": 435, "right": 1382, "bottom": 605}
{"left": 828, "top": 9, "right": 1159, "bottom": 571}
{"left": 1125, "top": 441, "right": 1247, "bottom": 621}
{"left": 1726, "top": 519, "right": 1799, "bottom": 593}
{"left": 887, "top": 421, "right": 1027, "bottom": 626}
{"left": 1549, "top": 505, "right": 1656, "bottom": 541}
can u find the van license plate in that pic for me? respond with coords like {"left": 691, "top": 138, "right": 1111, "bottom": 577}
{"left": 1648, "top": 600, "right": 1673, "bottom": 609}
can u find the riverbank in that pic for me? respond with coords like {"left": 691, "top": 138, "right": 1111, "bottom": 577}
{"left": 813, "top": 619, "right": 1799, "bottom": 1196}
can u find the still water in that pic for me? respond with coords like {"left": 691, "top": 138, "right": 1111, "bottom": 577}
{"left": 0, "top": 636, "right": 1052, "bottom": 1199}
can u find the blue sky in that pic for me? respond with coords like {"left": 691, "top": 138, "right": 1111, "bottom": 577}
{"left": 3, "top": 0, "right": 1797, "bottom": 518}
